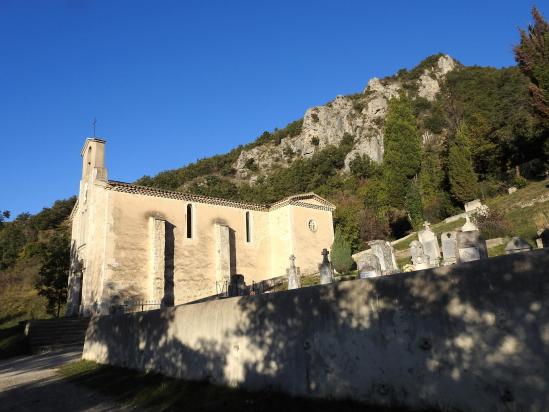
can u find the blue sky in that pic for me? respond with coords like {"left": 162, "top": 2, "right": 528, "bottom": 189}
{"left": 0, "top": 0, "right": 544, "bottom": 217}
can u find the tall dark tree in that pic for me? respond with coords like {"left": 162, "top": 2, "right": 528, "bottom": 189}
{"left": 448, "top": 122, "right": 480, "bottom": 204}
{"left": 35, "top": 232, "right": 70, "bottom": 317}
{"left": 514, "top": 7, "right": 549, "bottom": 120}
{"left": 419, "top": 141, "right": 449, "bottom": 221}
{"left": 405, "top": 178, "right": 424, "bottom": 230}
{"left": 382, "top": 95, "right": 421, "bottom": 208}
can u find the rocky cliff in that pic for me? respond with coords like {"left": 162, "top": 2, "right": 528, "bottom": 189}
{"left": 235, "top": 54, "right": 457, "bottom": 180}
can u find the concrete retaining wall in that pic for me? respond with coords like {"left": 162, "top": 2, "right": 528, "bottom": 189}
{"left": 83, "top": 249, "right": 549, "bottom": 411}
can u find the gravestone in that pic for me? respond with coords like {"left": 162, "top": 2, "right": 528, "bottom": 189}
{"left": 358, "top": 253, "right": 382, "bottom": 279}
{"left": 461, "top": 215, "right": 478, "bottom": 232}
{"left": 319, "top": 249, "right": 334, "bottom": 285}
{"left": 504, "top": 237, "right": 533, "bottom": 254}
{"left": 368, "top": 240, "right": 399, "bottom": 275}
{"left": 286, "top": 255, "right": 301, "bottom": 290}
{"left": 456, "top": 231, "right": 488, "bottom": 263}
{"left": 464, "top": 199, "right": 482, "bottom": 214}
{"left": 418, "top": 221, "right": 441, "bottom": 266}
{"left": 409, "top": 240, "right": 431, "bottom": 270}
{"left": 441, "top": 231, "right": 457, "bottom": 266}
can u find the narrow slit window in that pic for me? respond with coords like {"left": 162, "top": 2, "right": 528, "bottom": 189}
{"left": 245, "top": 211, "right": 251, "bottom": 243}
{"left": 186, "top": 204, "right": 193, "bottom": 239}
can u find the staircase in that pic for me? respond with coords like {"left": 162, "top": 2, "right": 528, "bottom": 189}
{"left": 26, "top": 317, "right": 90, "bottom": 353}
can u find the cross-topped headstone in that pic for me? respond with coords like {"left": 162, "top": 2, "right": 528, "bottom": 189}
{"left": 286, "top": 254, "right": 301, "bottom": 290}
{"left": 319, "top": 248, "right": 334, "bottom": 285}
{"left": 321, "top": 248, "right": 330, "bottom": 264}
{"left": 423, "top": 221, "right": 431, "bottom": 231}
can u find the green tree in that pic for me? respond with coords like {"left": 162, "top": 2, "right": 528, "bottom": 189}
{"left": 382, "top": 95, "right": 421, "bottom": 208}
{"left": 330, "top": 227, "right": 354, "bottom": 274}
{"left": 419, "top": 142, "right": 454, "bottom": 221}
{"left": 514, "top": 7, "right": 549, "bottom": 120}
{"left": 405, "top": 178, "right": 424, "bottom": 230}
{"left": 349, "top": 154, "right": 379, "bottom": 179}
{"left": 35, "top": 232, "right": 70, "bottom": 317}
{"left": 0, "top": 210, "right": 9, "bottom": 226}
{"left": 448, "top": 122, "right": 480, "bottom": 204}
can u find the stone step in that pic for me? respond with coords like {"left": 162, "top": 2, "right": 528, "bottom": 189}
{"left": 27, "top": 317, "right": 90, "bottom": 353}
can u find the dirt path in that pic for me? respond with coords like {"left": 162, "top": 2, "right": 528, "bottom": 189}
{"left": 0, "top": 350, "right": 129, "bottom": 412}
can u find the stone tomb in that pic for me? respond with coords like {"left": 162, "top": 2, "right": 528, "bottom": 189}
{"left": 504, "top": 237, "right": 533, "bottom": 254}
{"left": 456, "top": 231, "right": 488, "bottom": 263}
{"left": 441, "top": 231, "right": 457, "bottom": 266}
{"left": 358, "top": 253, "right": 382, "bottom": 279}
{"left": 367, "top": 240, "right": 399, "bottom": 275}
{"left": 409, "top": 240, "right": 431, "bottom": 270}
{"left": 417, "top": 222, "right": 441, "bottom": 266}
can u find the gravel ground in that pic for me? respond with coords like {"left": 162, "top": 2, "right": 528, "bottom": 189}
{"left": 0, "top": 350, "right": 129, "bottom": 411}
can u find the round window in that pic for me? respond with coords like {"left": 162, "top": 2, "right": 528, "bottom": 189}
{"left": 308, "top": 219, "right": 317, "bottom": 232}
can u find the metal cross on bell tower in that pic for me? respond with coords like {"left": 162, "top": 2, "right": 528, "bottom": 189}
{"left": 92, "top": 118, "right": 97, "bottom": 137}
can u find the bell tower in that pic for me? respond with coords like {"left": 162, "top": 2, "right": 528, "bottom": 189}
{"left": 81, "top": 138, "right": 107, "bottom": 182}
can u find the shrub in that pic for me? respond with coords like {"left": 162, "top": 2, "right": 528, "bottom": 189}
{"left": 341, "top": 133, "right": 355, "bottom": 148}
{"left": 349, "top": 154, "right": 377, "bottom": 179}
{"left": 331, "top": 228, "right": 354, "bottom": 274}
{"left": 472, "top": 207, "right": 510, "bottom": 238}
{"left": 511, "top": 175, "right": 528, "bottom": 189}
{"left": 244, "top": 158, "right": 258, "bottom": 172}
{"left": 353, "top": 101, "right": 364, "bottom": 112}
{"left": 311, "top": 113, "right": 320, "bottom": 123}
{"left": 311, "top": 137, "right": 320, "bottom": 146}
{"left": 282, "top": 146, "right": 295, "bottom": 159}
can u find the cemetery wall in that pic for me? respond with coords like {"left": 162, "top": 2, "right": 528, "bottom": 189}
{"left": 83, "top": 249, "right": 549, "bottom": 411}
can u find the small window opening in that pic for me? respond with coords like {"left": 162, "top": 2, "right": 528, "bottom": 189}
{"left": 245, "top": 211, "right": 251, "bottom": 243}
{"left": 186, "top": 204, "right": 193, "bottom": 239}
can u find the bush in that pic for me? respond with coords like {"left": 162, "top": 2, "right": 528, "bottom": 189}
{"left": 244, "top": 158, "right": 258, "bottom": 172}
{"left": 512, "top": 175, "right": 528, "bottom": 189}
{"left": 311, "top": 137, "right": 320, "bottom": 146}
{"left": 331, "top": 228, "right": 354, "bottom": 274}
{"left": 349, "top": 154, "right": 377, "bottom": 179}
{"left": 353, "top": 101, "right": 364, "bottom": 112}
{"left": 472, "top": 207, "right": 510, "bottom": 238}
{"left": 282, "top": 146, "right": 295, "bottom": 159}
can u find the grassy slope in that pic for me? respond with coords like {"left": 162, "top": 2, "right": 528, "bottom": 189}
{"left": 485, "top": 179, "right": 549, "bottom": 243}
{"left": 58, "top": 360, "right": 429, "bottom": 412}
{"left": 0, "top": 259, "right": 51, "bottom": 357}
{"left": 392, "top": 179, "right": 548, "bottom": 257}
{"left": 393, "top": 218, "right": 466, "bottom": 251}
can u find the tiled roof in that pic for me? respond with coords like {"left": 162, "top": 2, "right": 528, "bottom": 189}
{"left": 106, "top": 181, "right": 336, "bottom": 212}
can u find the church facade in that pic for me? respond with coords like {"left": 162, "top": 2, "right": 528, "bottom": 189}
{"left": 67, "top": 138, "right": 335, "bottom": 316}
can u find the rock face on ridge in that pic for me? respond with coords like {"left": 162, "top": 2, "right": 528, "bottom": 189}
{"left": 235, "top": 54, "right": 458, "bottom": 179}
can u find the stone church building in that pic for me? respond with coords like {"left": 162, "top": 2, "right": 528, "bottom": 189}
{"left": 67, "top": 138, "right": 335, "bottom": 316}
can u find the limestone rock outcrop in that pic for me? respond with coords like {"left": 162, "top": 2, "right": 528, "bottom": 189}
{"left": 235, "top": 54, "right": 457, "bottom": 179}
